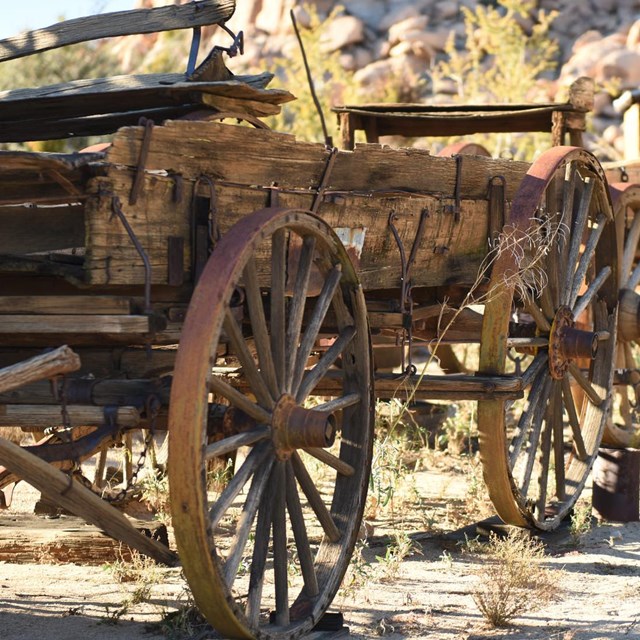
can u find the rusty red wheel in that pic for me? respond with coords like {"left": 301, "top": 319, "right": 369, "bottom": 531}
{"left": 168, "top": 208, "right": 373, "bottom": 639}
{"left": 608, "top": 182, "right": 640, "bottom": 446}
{"left": 478, "top": 147, "right": 618, "bottom": 529}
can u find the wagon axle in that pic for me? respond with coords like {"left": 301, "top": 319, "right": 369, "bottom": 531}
{"left": 548, "top": 306, "right": 599, "bottom": 379}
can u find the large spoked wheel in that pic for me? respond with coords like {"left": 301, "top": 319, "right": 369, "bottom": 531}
{"left": 608, "top": 182, "right": 640, "bottom": 446}
{"left": 478, "top": 147, "right": 618, "bottom": 530}
{"left": 169, "top": 207, "right": 374, "bottom": 639}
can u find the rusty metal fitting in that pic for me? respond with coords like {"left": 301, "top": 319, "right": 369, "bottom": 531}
{"left": 548, "top": 306, "right": 598, "bottom": 379}
{"left": 271, "top": 394, "right": 336, "bottom": 459}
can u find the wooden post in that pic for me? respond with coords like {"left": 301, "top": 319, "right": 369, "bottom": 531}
{"left": 0, "top": 346, "right": 80, "bottom": 394}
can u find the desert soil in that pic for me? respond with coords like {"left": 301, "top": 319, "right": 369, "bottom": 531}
{"left": 0, "top": 453, "right": 638, "bottom": 640}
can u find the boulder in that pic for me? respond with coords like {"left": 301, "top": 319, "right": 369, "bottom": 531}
{"left": 321, "top": 15, "right": 365, "bottom": 52}
{"left": 388, "top": 15, "right": 429, "bottom": 45}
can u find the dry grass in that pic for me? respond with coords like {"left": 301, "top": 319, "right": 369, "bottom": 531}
{"left": 471, "top": 531, "right": 560, "bottom": 627}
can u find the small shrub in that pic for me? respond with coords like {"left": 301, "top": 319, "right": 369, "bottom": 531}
{"left": 472, "top": 531, "right": 559, "bottom": 627}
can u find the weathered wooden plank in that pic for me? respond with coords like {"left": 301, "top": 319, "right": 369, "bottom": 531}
{"left": 0, "top": 346, "right": 80, "bottom": 394}
{"left": 0, "top": 437, "right": 177, "bottom": 565}
{"left": 84, "top": 164, "right": 493, "bottom": 289}
{"left": 107, "top": 120, "right": 529, "bottom": 197}
{"left": 0, "top": 315, "right": 150, "bottom": 334}
{"left": 0, "top": 404, "right": 139, "bottom": 427}
{"left": 0, "top": 74, "right": 292, "bottom": 124}
{"left": 0, "top": 296, "right": 131, "bottom": 315}
{"left": 0, "top": 347, "right": 177, "bottom": 380}
{"left": 1, "top": 204, "right": 84, "bottom": 253}
{"left": 0, "top": 377, "right": 170, "bottom": 406}
{"left": 0, "top": 515, "right": 168, "bottom": 565}
{"left": 0, "top": 0, "right": 236, "bottom": 62}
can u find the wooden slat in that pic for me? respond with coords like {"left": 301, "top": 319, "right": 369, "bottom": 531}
{"left": 0, "top": 74, "right": 291, "bottom": 123}
{"left": 0, "top": 315, "right": 149, "bottom": 334}
{"left": 0, "top": 0, "right": 236, "bottom": 62}
{"left": 0, "top": 346, "right": 80, "bottom": 394}
{"left": 0, "top": 404, "right": 139, "bottom": 427}
{"left": 0, "top": 296, "right": 130, "bottom": 315}
{"left": 1, "top": 204, "right": 84, "bottom": 253}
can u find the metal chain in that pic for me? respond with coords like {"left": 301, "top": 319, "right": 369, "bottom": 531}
{"left": 105, "top": 396, "right": 159, "bottom": 505}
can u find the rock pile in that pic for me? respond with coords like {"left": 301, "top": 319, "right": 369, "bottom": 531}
{"left": 138, "top": 0, "right": 640, "bottom": 156}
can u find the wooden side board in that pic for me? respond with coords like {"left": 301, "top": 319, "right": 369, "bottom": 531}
{"left": 83, "top": 120, "right": 529, "bottom": 289}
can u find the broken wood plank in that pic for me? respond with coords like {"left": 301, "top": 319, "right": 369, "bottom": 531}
{"left": 0, "top": 346, "right": 80, "bottom": 394}
{"left": 0, "top": 405, "right": 140, "bottom": 428}
{"left": 0, "top": 436, "right": 177, "bottom": 565}
{"left": 0, "top": 296, "right": 131, "bottom": 315}
{"left": 0, "top": 315, "right": 150, "bottom": 334}
{"left": 0, "top": 514, "right": 168, "bottom": 565}
{"left": 0, "top": 0, "right": 236, "bottom": 62}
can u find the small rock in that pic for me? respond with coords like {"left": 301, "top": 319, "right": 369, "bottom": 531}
{"left": 320, "top": 15, "right": 365, "bottom": 52}
{"left": 388, "top": 15, "right": 429, "bottom": 45}
{"left": 339, "top": 46, "right": 373, "bottom": 72}
{"left": 603, "top": 123, "right": 622, "bottom": 144}
{"left": 627, "top": 18, "right": 640, "bottom": 48}
{"left": 379, "top": 4, "right": 421, "bottom": 32}
{"left": 434, "top": 0, "right": 460, "bottom": 21}
{"left": 390, "top": 32, "right": 436, "bottom": 62}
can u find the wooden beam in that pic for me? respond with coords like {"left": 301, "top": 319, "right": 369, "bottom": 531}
{"left": 0, "top": 296, "right": 131, "bottom": 315}
{"left": 0, "top": 0, "right": 236, "bottom": 62}
{"left": 0, "top": 315, "right": 150, "bottom": 334}
{"left": 0, "top": 405, "right": 140, "bottom": 428}
{"left": 0, "top": 346, "right": 80, "bottom": 394}
{"left": 0, "top": 436, "right": 177, "bottom": 565}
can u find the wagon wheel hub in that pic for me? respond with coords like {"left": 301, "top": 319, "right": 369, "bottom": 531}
{"left": 271, "top": 394, "right": 336, "bottom": 459}
{"left": 548, "top": 305, "right": 599, "bottom": 380}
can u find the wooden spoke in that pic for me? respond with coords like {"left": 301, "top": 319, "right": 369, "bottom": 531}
{"left": 561, "top": 377, "right": 587, "bottom": 461}
{"left": 551, "top": 381, "right": 566, "bottom": 501}
{"left": 223, "top": 311, "right": 273, "bottom": 409}
{"left": 303, "top": 447, "right": 355, "bottom": 477}
{"left": 569, "top": 213, "right": 607, "bottom": 307}
{"left": 285, "top": 235, "right": 317, "bottom": 393}
{"left": 205, "top": 426, "right": 270, "bottom": 461}
{"left": 561, "top": 176, "right": 594, "bottom": 306}
{"left": 314, "top": 393, "right": 361, "bottom": 413}
{"left": 535, "top": 400, "right": 554, "bottom": 520}
{"left": 567, "top": 362, "right": 604, "bottom": 406}
{"left": 291, "top": 452, "right": 341, "bottom": 542}
{"left": 523, "top": 302, "right": 551, "bottom": 330}
{"left": 509, "top": 370, "right": 550, "bottom": 465}
{"left": 243, "top": 257, "right": 279, "bottom": 400}
{"left": 520, "top": 352, "right": 549, "bottom": 388}
{"left": 224, "top": 456, "right": 275, "bottom": 587}
{"left": 209, "top": 442, "right": 270, "bottom": 529}
{"left": 208, "top": 375, "right": 272, "bottom": 424}
{"left": 285, "top": 460, "right": 319, "bottom": 597}
{"left": 246, "top": 477, "right": 273, "bottom": 627}
{"left": 272, "top": 461, "right": 290, "bottom": 626}
{"left": 296, "top": 326, "right": 356, "bottom": 402}
{"left": 292, "top": 265, "right": 343, "bottom": 393}
{"left": 621, "top": 207, "right": 640, "bottom": 286}
{"left": 628, "top": 260, "right": 640, "bottom": 291}
{"left": 572, "top": 265, "right": 612, "bottom": 319}
{"left": 559, "top": 162, "right": 578, "bottom": 280}
{"left": 271, "top": 228, "right": 287, "bottom": 393}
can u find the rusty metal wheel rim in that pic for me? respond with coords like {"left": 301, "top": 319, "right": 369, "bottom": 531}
{"left": 608, "top": 182, "right": 640, "bottom": 446}
{"left": 478, "top": 147, "right": 618, "bottom": 530}
{"left": 168, "top": 207, "right": 374, "bottom": 639}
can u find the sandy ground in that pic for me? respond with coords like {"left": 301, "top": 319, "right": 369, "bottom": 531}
{"left": 0, "top": 456, "right": 638, "bottom": 640}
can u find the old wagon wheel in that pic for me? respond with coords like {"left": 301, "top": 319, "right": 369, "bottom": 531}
{"left": 169, "top": 207, "right": 374, "bottom": 639}
{"left": 608, "top": 182, "right": 640, "bottom": 446}
{"left": 478, "top": 147, "right": 618, "bottom": 530}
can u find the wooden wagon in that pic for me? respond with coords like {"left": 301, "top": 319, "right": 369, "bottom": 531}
{"left": 1, "top": 2, "right": 638, "bottom": 639}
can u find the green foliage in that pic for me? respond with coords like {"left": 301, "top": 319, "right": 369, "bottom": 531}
{"left": 266, "top": 5, "right": 358, "bottom": 143}
{"left": 432, "top": 0, "right": 560, "bottom": 159}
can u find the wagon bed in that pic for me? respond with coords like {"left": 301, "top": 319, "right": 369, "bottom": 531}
{"left": 1, "top": 3, "right": 639, "bottom": 640}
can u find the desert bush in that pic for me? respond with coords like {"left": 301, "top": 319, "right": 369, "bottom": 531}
{"left": 431, "top": 0, "right": 559, "bottom": 160}
{"left": 471, "top": 531, "right": 560, "bottom": 627}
